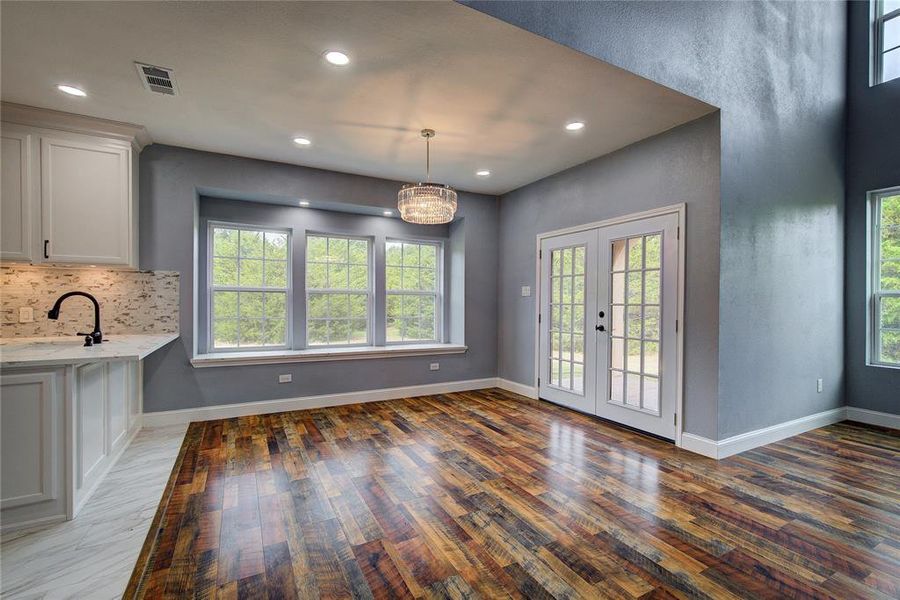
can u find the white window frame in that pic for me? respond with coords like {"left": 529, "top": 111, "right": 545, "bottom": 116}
{"left": 869, "top": 187, "right": 900, "bottom": 368}
{"left": 206, "top": 221, "right": 293, "bottom": 352}
{"left": 385, "top": 238, "right": 444, "bottom": 345}
{"left": 873, "top": 0, "right": 900, "bottom": 85}
{"left": 304, "top": 232, "right": 373, "bottom": 348}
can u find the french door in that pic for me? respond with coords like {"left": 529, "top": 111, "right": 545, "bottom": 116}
{"left": 538, "top": 213, "right": 679, "bottom": 440}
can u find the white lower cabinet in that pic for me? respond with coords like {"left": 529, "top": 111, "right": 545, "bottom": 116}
{"left": 0, "top": 360, "right": 142, "bottom": 531}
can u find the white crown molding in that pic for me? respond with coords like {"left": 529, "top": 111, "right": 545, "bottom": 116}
{"left": 845, "top": 406, "right": 900, "bottom": 430}
{"left": 142, "top": 377, "right": 498, "bottom": 427}
{"left": 0, "top": 102, "right": 152, "bottom": 151}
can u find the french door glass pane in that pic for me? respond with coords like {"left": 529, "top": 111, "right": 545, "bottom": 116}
{"left": 607, "top": 233, "right": 663, "bottom": 414}
{"left": 549, "top": 245, "right": 586, "bottom": 393}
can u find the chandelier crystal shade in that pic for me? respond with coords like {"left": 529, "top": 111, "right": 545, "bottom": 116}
{"left": 397, "top": 129, "right": 457, "bottom": 224}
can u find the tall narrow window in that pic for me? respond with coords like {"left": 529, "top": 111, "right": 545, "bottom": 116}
{"left": 306, "top": 234, "right": 370, "bottom": 346}
{"left": 386, "top": 240, "right": 440, "bottom": 342}
{"left": 872, "top": 189, "right": 900, "bottom": 366}
{"left": 874, "top": 0, "right": 900, "bottom": 84}
{"left": 209, "top": 224, "right": 290, "bottom": 350}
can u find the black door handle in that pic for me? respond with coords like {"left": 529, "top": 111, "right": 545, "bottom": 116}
{"left": 44, "top": 240, "right": 49, "bottom": 259}
{"left": 596, "top": 324, "right": 605, "bottom": 332}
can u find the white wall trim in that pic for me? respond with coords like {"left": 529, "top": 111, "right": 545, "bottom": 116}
{"left": 142, "top": 378, "right": 498, "bottom": 426}
{"left": 680, "top": 407, "right": 848, "bottom": 460}
{"left": 845, "top": 406, "right": 900, "bottom": 429}
{"left": 496, "top": 378, "right": 538, "bottom": 398}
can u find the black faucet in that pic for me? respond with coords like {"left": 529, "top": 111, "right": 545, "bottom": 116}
{"left": 47, "top": 291, "right": 103, "bottom": 346}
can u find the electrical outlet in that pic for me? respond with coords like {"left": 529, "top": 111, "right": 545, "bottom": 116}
{"left": 278, "top": 374, "right": 292, "bottom": 383}
{"left": 18, "top": 307, "right": 34, "bottom": 323}
{"left": 521, "top": 286, "right": 531, "bottom": 297}
{"left": 430, "top": 362, "right": 440, "bottom": 371}
{"left": 816, "top": 378, "right": 823, "bottom": 393}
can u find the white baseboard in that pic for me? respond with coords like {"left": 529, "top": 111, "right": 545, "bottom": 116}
{"left": 845, "top": 406, "right": 900, "bottom": 429}
{"left": 679, "top": 407, "right": 847, "bottom": 460}
{"left": 496, "top": 378, "right": 538, "bottom": 399}
{"left": 142, "top": 378, "right": 499, "bottom": 426}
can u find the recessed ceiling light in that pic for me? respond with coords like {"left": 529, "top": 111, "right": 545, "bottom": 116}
{"left": 324, "top": 51, "right": 350, "bottom": 66}
{"left": 476, "top": 169, "right": 491, "bottom": 177}
{"left": 565, "top": 121, "right": 585, "bottom": 131}
{"left": 299, "top": 200, "right": 310, "bottom": 206}
{"left": 293, "top": 137, "right": 312, "bottom": 146}
{"left": 383, "top": 210, "right": 393, "bottom": 216}
{"left": 57, "top": 84, "right": 86, "bottom": 97}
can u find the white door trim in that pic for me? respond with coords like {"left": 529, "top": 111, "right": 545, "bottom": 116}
{"left": 533, "top": 203, "right": 686, "bottom": 447}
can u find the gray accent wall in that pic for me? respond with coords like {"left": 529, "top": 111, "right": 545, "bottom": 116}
{"left": 140, "top": 145, "right": 498, "bottom": 413}
{"left": 845, "top": 1, "right": 900, "bottom": 415}
{"left": 467, "top": 0, "right": 847, "bottom": 439}
{"left": 498, "top": 114, "right": 721, "bottom": 439}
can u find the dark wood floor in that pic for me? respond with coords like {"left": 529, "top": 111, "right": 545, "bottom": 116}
{"left": 127, "top": 388, "right": 900, "bottom": 599}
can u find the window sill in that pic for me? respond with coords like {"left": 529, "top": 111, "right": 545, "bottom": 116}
{"left": 190, "top": 343, "right": 467, "bottom": 368}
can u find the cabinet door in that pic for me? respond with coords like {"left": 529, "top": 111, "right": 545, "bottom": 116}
{"left": 77, "top": 362, "right": 107, "bottom": 489}
{"left": 41, "top": 137, "right": 131, "bottom": 265}
{"left": 1, "top": 371, "right": 60, "bottom": 509}
{"left": 1, "top": 129, "right": 34, "bottom": 261}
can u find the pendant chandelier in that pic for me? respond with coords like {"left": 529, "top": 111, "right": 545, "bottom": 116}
{"left": 397, "top": 129, "right": 457, "bottom": 224}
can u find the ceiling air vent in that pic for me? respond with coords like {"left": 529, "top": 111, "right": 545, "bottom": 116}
{"left": 135, "top": 62, "right": 178, "bottom": 96}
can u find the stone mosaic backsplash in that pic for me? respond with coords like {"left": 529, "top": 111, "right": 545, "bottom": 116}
{"left": 1, "top": 266, "right": 179, "bottom": 338}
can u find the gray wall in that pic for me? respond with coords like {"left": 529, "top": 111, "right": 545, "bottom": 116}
{"left": 140, "top": 145, "right": 498, "bottom": 413}
{"left": 468, "top": 0, "right": 847, "bottom": 439}
{"left": 498, "top": 114, "right": 721, "bottom": 438}
{"left": 845, "top": 0, "right": 900, "bottom": 415}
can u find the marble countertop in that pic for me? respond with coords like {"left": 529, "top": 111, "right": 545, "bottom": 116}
{"left": 0, "top": 333, "right": 179, "bottom": 368}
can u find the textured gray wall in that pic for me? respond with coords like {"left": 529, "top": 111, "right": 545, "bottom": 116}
{"left": 140, "top": 145, "right": 498, "bottom": 413}
{"left": 468, "top": 0, "right": 847, "bottom": 439}
{"left": 498, "top": 114, "right": 721, "bottom": 438}
{"left": 845, "top": 1, "right": 900, "bottom": 415}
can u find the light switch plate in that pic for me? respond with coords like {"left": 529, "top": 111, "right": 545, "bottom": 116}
{"left": 521, "top": 286, "right": 531, "bottom": 297}
{"left": 18, "top": 307, "right": 34, "bottom": 323}
{"left": 430, "top": 363, "right": 440, "bottom": 371}
{"left": 278, "top": 374, "right": 292, "bottom": 383}
{"left": 816, "top": 378, "right": 823, "bottom": 393}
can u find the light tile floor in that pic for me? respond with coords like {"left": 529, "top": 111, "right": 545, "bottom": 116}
{"left": 1, "top": 425, "right": 187, "bottom": 599}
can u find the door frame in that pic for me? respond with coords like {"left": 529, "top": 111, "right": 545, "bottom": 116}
{"left": 533, "top": 203, "right": 686, "bottom": 447}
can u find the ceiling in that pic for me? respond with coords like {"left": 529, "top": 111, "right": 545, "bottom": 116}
{"left": 0, "top": 1, "right": 714, "bottom": 195}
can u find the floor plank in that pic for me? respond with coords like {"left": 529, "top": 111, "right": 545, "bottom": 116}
{"left": 125, "top": 390, "right": 899, "bottom": 599}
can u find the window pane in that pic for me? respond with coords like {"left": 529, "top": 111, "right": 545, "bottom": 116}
{"left": 349, "top": 265, "right": 368, "bottom": 290}
{"left": 881, "top": 296, "right": 900, "bottom": 329}
{"left": 883, "top": 47, "right": 900, "bottom": 82}
{"left": 884, "top": 14, "right": 900, "bottom": 50}
{"left": 644, "top": 270, "right": 660, "bottom": 304}
{"left": 610, "top": 370, "right": 624, "bottom": 403}
{"left": 421, "top": 268, "right": 436, "bottom": 292}
{"left": 348, "top": 239, "right": 368, "bottom": 265}
{"left": 240, "top": 230, "right": 264, "bottom": 258}
{"left": 628, "top": 237, "right": 642, "bottom": 269}
{"left": 307, "top": 236, "right": 328, "bottom": 262}
{"left": 331, "top": 294, "right": 349, "bottom": 318}
{"left": 264, "top": 319, "right": 286, "bottom": 346}
{"left": 330, "top": 320, "right": 349, "bottom": 344}
{"left": 882, "top": 260, "right": 900, "bottom": 290}
{"left": 421, "top": 244, "right": 436, "bottom": 268}
{"left": 643, "top": 306, "right": 660, "bottom": 340}
{"left": 574, "top": 246, "right": 585, "bottom": 274}
{"left": 627, "top": 339, "right": 642, "bottom": 373}
{"left": 403, "top": 243, "right": 420, "bottom": 266}
{"left": 883, "top": 1, "right": 900, "bottom": 15}
{"left": 386, "top": 266, "right": 402, "bottom": 290}
{"left": 627, "top": 306, "right": 642, "bottom": 338}
{"left": 563, "top": 248, "right": 573, "bottom": 274}
{"left": 611, "top": 305, "right": 625, "bottom": 336}
{"left": 611, "top": 337, "right": 624, "bottom": 370}
{"left": 328, "top": 263, "right": 348, "bottom": 288}
{"left": 213, "top": 257, "right": 238, "bottom": 286}
{"left": 213, "top": 319, "right": 238, "bottom": 348}
{"left": 213, "top": 291, "right": 238, "bottom": 319}
{"left": 328, "top": 237, "right": 348, "bottom": 263}
{"left": 239, "top": 318, "right": 264, "bottom": 346}
{"left": 644, "top": 341, "right": 659, "bottom": 376}
{"left": 213, "top": 228, "right": 239, "bottom": 257}
{"left": 645, "top": 234, "right": 661, "bottom": 269}
{"left": 307, "top": 261, "right": 327, "bottom": 289}
{"left": 240, "top": 259, "right": 264, "bottom": 287}
{"left": 386, "top": 242, "right": 403, "bottom": 266}
{"left": 552, "top": 250, "right": 562, "bottom": 275}
{"left": 611, "top": 240, "right": 626, "bottom": 271}
{"left": 349, "top": 320, "right": 368, "bottom": 344}
{"left": 264, "top": 260, "right": 288, "bottom": 288}
{"left": 626, "top": 373, "right": 641, "bottom": 407}
{"left": 265, "top": 232, "right": 288, "bottom": 260}
{"left": 240, "top": 292, "right": 264, "bottom": 318}
{"left": 308, "top": 320, "right": 327, "bottom": 345}
{"left": 642, "top": 377, "right": 659, "bottom": 413}
{"left": 611, "top": 273, "right": 625, "bottom": 304}
{"left": 349, "top": 294, "right": 367, "bottom": 318}
{"left": 402, "top": 267, "right": 420, "bottom": 290}
{"left": 627, "top": 272, "right": 642, "bottom": 304}
{"left": 265, "top": 292, "right": 286, "bottom": 319}
{"left": 881, "top": 330, "right": 900, "bottom": 363}
{"left": 308, "top": 293, "right": 327, "bottom": 318}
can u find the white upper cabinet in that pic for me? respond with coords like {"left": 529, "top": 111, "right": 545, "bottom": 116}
{"left": 0, "top": 128, "right": 34, "bottom": 261}
{"left": 0, "top": 103, "right": 149, "bottom": 268}
{"left": 41, "top": 137, "right": 131, "bottom": 265}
